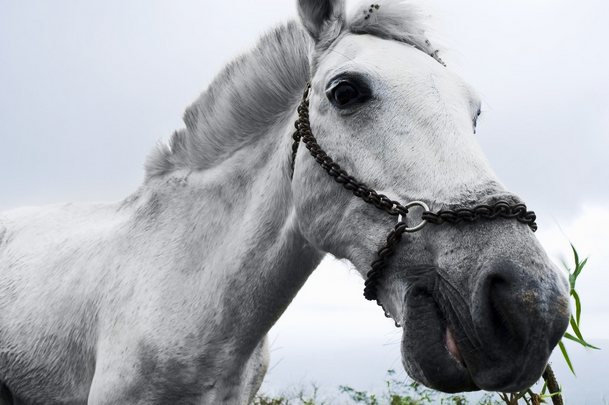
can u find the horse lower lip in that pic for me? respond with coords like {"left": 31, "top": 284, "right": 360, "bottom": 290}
{"left": 446, "top": 327, "right": 465, "bottom": 367}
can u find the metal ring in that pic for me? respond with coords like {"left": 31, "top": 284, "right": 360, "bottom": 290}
{"left": 397, "top": 200, "right": 429, "bottom": 233}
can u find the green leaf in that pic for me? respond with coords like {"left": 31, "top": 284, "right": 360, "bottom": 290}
{"left": 540, "top": 380, "right": 548, "bottom": 395}
{"left": 542, "top": 390, "right": 563, "bottom": 398}
{"left": 563, "top": 332, "right": 600, "bottom": 350}
{"left": 570, "top": 316, "right": 584, "bottom": 341}
{"left": 571, "top": 243, "right": 580, "bottom": 271}
{"left": 573, "top": 257, "right": 588, "bottom": 282}
{"left": 567, "top": 319, "right": 601, "bottom": 349}
{"left": 572, "top": 289, "right": 582, "bottom": 325}
{"left": 559, "top": 340, "right": 575, "bottom": 375}
{"left": 579, "top": 256, "right": 588, "bottom": 269}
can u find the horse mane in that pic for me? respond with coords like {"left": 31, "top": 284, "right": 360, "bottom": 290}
{"left": 144, "top": 21, "right": 310, "bottom": 179}
{"left": 144, "top": 0, "right": 441, "bottom": 179}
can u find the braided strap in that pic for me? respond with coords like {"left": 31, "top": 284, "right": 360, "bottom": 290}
{"left": 290, "top": 82, "right": 537, "bottom": 303}
{"left": 422, "top": 201, "right": 537, "bottom": 232}
{"left": 364, "top": 222, "right": 408, "bottom": 301}
{"left": 293, "top": 83, "right": 408, "bottom": 217}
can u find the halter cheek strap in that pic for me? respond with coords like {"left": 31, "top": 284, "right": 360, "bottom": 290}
{"left": 290, "top": 82, "right": 537, "bottom": 303}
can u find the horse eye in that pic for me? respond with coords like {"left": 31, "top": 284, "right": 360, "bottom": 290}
{"left": 332, "top": 83, "right": 359, "bottom": 106}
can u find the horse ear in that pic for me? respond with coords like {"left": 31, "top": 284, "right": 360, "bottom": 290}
{"left": 297, "top": 0, "right": 346, "bottom": 43}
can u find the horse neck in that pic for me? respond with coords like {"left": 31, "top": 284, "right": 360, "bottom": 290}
{"left": 128, "top": 109, "right": 323, "bottom": 340}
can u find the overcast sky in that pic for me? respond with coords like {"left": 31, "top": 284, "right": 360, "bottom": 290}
{"left": 1, "top": 0, "right": 607, "bottom": 402}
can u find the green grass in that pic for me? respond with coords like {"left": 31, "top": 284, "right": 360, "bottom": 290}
{"left": 252, "top": 370, "right": 502, "bottom": 405}
{"left": 558, "top": 243, "right": 600, "bottom": 376}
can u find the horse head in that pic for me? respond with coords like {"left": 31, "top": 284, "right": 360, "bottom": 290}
{"left": 291, "top": 0, "right": 570, "bottom": 393}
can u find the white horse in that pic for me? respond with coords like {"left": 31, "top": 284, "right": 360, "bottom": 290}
{"left": 0, "top": 0, "right": 570, "bottom": 403}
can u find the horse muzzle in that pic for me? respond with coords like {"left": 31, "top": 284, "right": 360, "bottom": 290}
{"left": 399, "top": 260, "right": 570, "bottom": 393}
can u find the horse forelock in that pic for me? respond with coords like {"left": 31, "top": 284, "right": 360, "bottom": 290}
{"left": 308, "top": 0, "right": 443, "bottom": 56}
{"left": 346, "top": 0, "right": 445, "bottom": 66}
{"left": 144, "top": 0, "right": 443, "bottom": 180}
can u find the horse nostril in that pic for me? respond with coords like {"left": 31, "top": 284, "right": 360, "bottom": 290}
{"left": 487, "top": 274, "right": 517, "bottom": 340}
{"left": 477, "top": 262, "right": 530, "bottom": 352}
{"left": 467, "top": 260, "right": 571, "bottom": 391}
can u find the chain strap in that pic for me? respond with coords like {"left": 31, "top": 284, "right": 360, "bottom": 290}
{"left": 292, "top": 84, "right": 408, "bottom": 218}
{"left": 422, "top": 202, "right": 537, "bottom": 231}
{"left": 290, "top": 82, "right": 537, "bottom": 303}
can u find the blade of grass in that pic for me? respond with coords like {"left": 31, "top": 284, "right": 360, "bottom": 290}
{"left": 571, "top": 243, "right": 579, "bottom": 271}
{"left": 558, "top": 340, "right": 575, "bottom": 375}
{"left": 570, "top": 316, "right": 584, "bottom": 340}
{"left": 568, "top": 320, "right": 601, "bottom": 349}
{"left": 573, "top": 257, "right": 588, "bottom": 281}
{"left": 563, "top": 332, "right": 600, "bottom": 350}
{"left": 572, "top": 289, "right": 582, "bottom": 325}
{"left": 540, "top": 380, "right": 548, "bottom": 395}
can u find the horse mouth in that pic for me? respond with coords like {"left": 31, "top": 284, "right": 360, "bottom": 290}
{"left": 400, "top": 277, "right": 479, "bottom": 393}
{"left": 399, "top": 264, "right": 568, "bottom": 394}
{"left": 445, "top": 327, "right": 465, "bottom": 366}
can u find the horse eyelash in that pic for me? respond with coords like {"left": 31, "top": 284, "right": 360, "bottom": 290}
{"left": 473, "top": 110, "right": 483, "bottom": 134}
